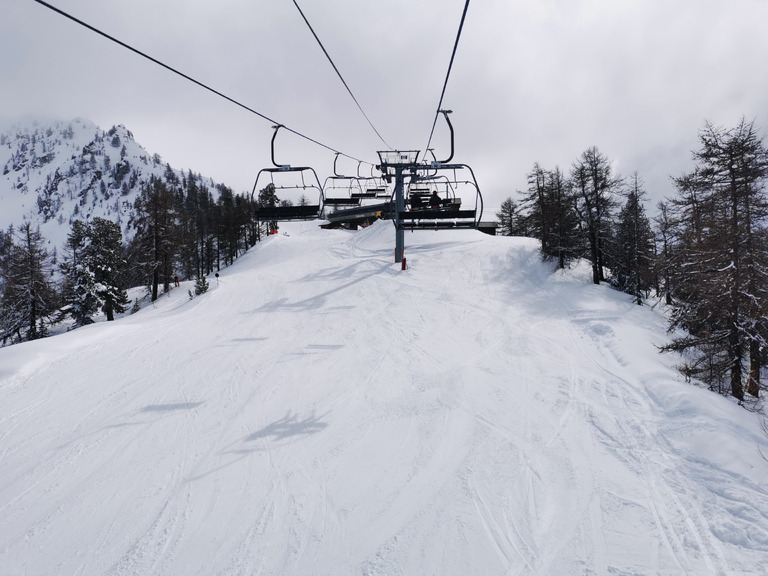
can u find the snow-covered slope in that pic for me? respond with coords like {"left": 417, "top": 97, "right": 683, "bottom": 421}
{"left": 1, "top": 221, "right": 767, "bottom": 575}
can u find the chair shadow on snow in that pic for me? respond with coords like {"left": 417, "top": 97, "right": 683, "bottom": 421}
{"left": 250, "top": 261, "right": 392, "bottom": 313}
{"left": 245, "top": 410, "right": 328, "bottom": 442}
{"left": 185, "top": 411, "right": 329, "bottom": 483}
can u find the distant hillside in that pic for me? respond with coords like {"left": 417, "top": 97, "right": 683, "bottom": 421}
{"left": 0, "top": 117, "right": 223, "bottom": 249}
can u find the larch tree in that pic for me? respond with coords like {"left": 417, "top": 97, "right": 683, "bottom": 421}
{"left": 653, "top": 201, "right": 675, "bottom": 306}
{"left": 495, "top": 196, "right": 522, "bottom": 237}
{"left": 519, "top": 164, "right": 580, "bottom": 269}
{"left": 612, "top": 173, "right": 655, "bottom": 304}
{"left": 543, "top": 167, "right": 580, "bottom": 269}
{"left": 663, "top": 119, "right": 768, "bottom": 400}
{"left": 130, "top": 176, "right": 180, "bottom": 302}
{"left": 570, "top": 147, "right": 620, "bottom": 284}
{"left": 0, "top": 223, "right": 58, "bottom": 341}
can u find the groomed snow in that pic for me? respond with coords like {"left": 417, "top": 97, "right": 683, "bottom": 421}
{"left": 1, "top": 220, "right": 768, "bottom": 575}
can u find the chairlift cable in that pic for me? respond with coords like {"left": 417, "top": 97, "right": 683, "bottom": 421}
{"left": 290, "top": 0, "right": 393, "bottom": 150}
{"left": 31, "top": 0, "right": 374, "bottom": 166}
{"left": 423, "top": 0, "right": 471, "bottom": 158}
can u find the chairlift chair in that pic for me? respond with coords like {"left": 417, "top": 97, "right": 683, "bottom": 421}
{"left": 251, "top": 125, "right": 323, "bottom": 222}
{"left": 394, "top": 111, "right": 483, "bottom": 230}
{"left": 351, "top": 163, "right": 390, "bottom": 200}
{"left": 367, "top": 178, "right": 392, "bottom": 198}
{"left": 397, "top": 163, "right": 483, "bottom": 230}
{"left": 322, "top": 176, "right": 363, "bottom": 209}
{"left": 323, "top": 157, "right": 394, "bottom": 227}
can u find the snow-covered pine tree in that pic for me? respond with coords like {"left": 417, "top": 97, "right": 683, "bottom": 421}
{"left": 60, "top": 220, "right": 99, "bottom": 327}
{"left": 89, "top": 217, "right": 129, "bottom": 321}
{"left": 194, "top": 274, "right": 209, "bottom": 295}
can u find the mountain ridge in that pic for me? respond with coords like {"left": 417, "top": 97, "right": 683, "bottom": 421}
{"left": 0, "top": 117, "right": 226, "bottom": 250}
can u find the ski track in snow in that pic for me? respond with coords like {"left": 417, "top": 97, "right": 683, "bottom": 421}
{"left": 2, "top": 220, "right": 768, "bottom": 575}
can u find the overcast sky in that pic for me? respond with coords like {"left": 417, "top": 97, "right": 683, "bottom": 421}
{"left": 2, "top": 0, "right": 768, "bottom": 215}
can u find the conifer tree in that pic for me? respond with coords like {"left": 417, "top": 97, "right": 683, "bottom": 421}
{"left": 522, "top": 163, "right": 550, "bottom": 248}
{"left": 258, "top": 183, "right": 280, "bottom": 234}
{"left": 543, "top": 167, "right": 580, "bottom": 269}
{"left": 663, "top": 119, "right": 768, "bottom": 399}
{"left": 60, "top": 220, "right": 98, "bottom": 326}
{"left": 89, "top": 217, "right": 129, "bottom": 321}
{"left": 258, "top": 183, "right": 279, "bottom": 208}
{"left": 611, "top": 174, "right": 655, "bottom": 304}
{"left": 653, "top": 201, "right": 674, "bottom": 306}
{"left": 570, "top": 147, "right": 620, "bottom": 284}
{"left": 520, "top": 164, "right": 580, "bottom": 269}
{"left": 129, "top": 176, "right": 180, "bottom": 301}
{"left": 60, "top": 218, "right": 129, "bottom": 324}
{"left": 216, "top": 186, "right": 238, "bottom": 267}
{"left": 0, "top": 223, "right": 58, "bottom": 340}
{"left": 495, "top": 197, "right": 521, "bottom": 237}
{"left": 194, "top": 274, "right": 209, "bottom": 295}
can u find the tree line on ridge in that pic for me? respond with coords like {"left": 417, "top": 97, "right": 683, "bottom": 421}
{"left": 496, "top": 118, "right": 768, "bottom": 402}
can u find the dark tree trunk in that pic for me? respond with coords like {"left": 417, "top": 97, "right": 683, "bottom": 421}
{"left": 748, "top": 338, "right": 761, "bottom": 397}
{"left": 730, "top": 328, "right": 744, "bottom": 400}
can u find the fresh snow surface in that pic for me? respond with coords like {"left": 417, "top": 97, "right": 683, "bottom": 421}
{"left": 2, "top": 221, "right": 768, "bottom": 575}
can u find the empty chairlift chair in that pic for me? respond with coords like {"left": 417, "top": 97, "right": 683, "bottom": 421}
{"left": 251, "top": 125, "right": 323, "bottom": 223}
{"left": 324, "top": 162, "right": 395, "bottom": 227}
{"left": 322, "top": 153, "right": 364, "bottom": 213}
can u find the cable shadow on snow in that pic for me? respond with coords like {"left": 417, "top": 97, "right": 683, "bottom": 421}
{"left": 54, "top": 401, "right": 205, "bottom": 451}
{"left": 401, "top": 238, "right": 482, "bottom": 254}
{"left": 303, "top": 344, "right": 344, "bottom": 351}
{"left": 247, "top": 260, "right": 392, "bottom": 313}
{"left": 209, "top": 337, "right": 269, "bottom": 349}
{"left": 140, "top": 402, "right": 204, "bottom": 412}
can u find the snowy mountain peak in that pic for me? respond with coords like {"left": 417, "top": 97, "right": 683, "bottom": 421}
{"left": 0, "top": 117, "right": 220, "bottom": 248}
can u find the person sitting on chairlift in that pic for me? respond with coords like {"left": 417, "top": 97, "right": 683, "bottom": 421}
{"left": 410, "top": 194, "right": 423, "bottom": 210}
{"left": 429, "top": 191, "right": 442, "bottom": 209}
